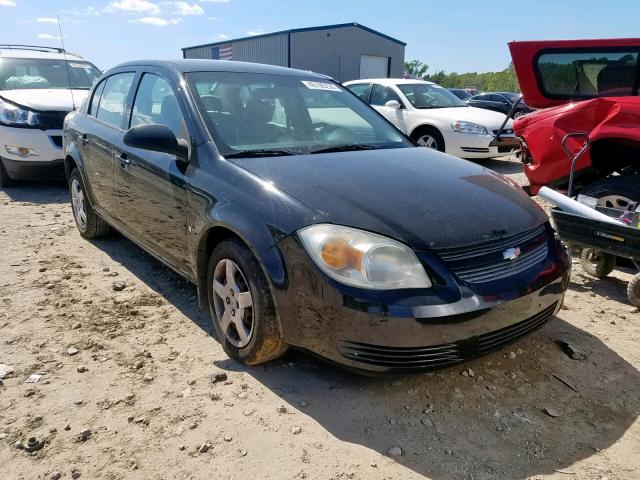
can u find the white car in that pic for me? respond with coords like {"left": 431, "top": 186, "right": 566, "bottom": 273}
{"left": 0, "top": 45, "right": 101, "bottom": 187}
{"left": 343, "top": 78, "right": 515, "bottom": 159}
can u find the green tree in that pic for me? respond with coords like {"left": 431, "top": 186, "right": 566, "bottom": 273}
{"left": 404, "top": 59, "right": 429, "bottom": 79}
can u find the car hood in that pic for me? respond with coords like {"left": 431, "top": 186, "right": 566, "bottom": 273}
{"left": 414, "top": 106, "right": 512, "bottom": 130}
{"left": 0, "top": 89, "right": 88, "bottom": 111}
{"left": 230, "top": 147, "right": 547, "bottom": 250}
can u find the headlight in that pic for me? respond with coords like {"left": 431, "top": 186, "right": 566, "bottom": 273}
{"left": 0, "top": 98, "right": 39, "bottom": 127}
{"left": 298, "top": 224, "right": 432, "bottom": 290}
{"left": 451, "top": 121, "right": 488, "bottom": 135}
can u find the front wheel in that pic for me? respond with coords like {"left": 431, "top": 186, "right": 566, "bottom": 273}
{"left": 68, "top": 169, "right": 111, "bottom": 239}
{"left": 207, "top": 239, "right": 287, "bottom": 365}
{"left": 0, "top": 160, "right": 12, "bottom": 188}
{"left": 580, "top": 248, "right": 616, "bottom": 278}
{"left": 411, "top": 127, "right": 445, "bottom": 152}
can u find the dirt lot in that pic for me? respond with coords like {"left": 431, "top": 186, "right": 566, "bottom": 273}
{"left": 1, "top": 156, "right": 639, "bottom": 480}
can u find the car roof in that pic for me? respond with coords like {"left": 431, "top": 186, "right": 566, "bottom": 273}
{"left": 344, "top": 78, "right": 437, "bottom": 86}
{"left": 110, "top": 59, "right": 330, "bottom": 78}
{"left": 0, "top": 47, "right": 85, "bottom": 61}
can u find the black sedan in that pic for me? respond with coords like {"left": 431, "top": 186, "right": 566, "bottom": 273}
{"left": 447, "top": 88, "right": 473, "bottom": 101}
{"left": 62, "top": 60, "right": 570, "bottom": 373}
{"left": 467, "top": 92, "right": 534, "bottom": 118}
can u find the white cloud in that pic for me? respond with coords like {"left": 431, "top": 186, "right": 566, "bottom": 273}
{"left": 215, "top": 33, "right": 228, "bottom": 39}
{"left": 37, "top": 17, "right": 59, "bottom": 24}
{"left": 208, "top": 16, "right": 216, "bottom": 20}
{"left": 131, "top": 16, "right": 182, "bottom": 26}
{"left": 246, "top": 29, "right": 264, "bottom": 36}
{"left": 38, "top": 33, "right": 62, "bottom": 40}
{"left": 169, "top": 1, "right": 203, "bottom": 15}
{"left": 200, "top": 0, "right": 230, "bottom": 3}
{"left": 0, "top": 0, "right": 16, "bottom": 6}
{"left": 107, "top": 0, "right": 160, "bottom": 14}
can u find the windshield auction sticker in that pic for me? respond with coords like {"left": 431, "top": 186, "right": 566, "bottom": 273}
{"left": 302, "top": 80, "right": 341, "bottom": 91}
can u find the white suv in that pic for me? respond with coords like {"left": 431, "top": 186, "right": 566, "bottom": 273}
{"left": 344, "top": 78, "right": 515, "bottom": 159}
{"left": 0, "top": 45, "right": 101, "bottom": 186}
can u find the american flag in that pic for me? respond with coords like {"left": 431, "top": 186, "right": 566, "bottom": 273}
{"left": 212, "top": 45, "right": 233, "bottom": 61}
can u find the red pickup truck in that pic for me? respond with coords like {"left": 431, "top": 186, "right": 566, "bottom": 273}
{"left": 509, "top": 38, "right": 640, "bottom": 208}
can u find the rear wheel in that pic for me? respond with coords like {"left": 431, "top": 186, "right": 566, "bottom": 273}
{"left": 581, "top": 176, "right": 640, "bottom": 209}
{"left": 207, "top": 239, "right": 287, "bottom": 365}
{"left": 580, "top": 248, "right": 616, "bottom": 278}
{"left": 628, "top": 274, "right": 640, "bottom": 308}
{"left": 68, "top": 169, "right": 111, "bottom": 239}
{"left": 0, "top": 160, "right": 12, "bottom": 188}
{"left": 411, "top": 126, "right": 445, "bottom": 152}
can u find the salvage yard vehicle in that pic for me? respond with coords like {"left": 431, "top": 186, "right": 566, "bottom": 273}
{"left": 509, "top": 38, "right": 640, "bottom": 203}
{"left": 63, "top": 59, "right": 570, "bottom": 373}
{"left": 0, "top": 45, "right": 101, "bottom": 186}
{"left": 344, "top": 78, "right": 517, "bottom": 159}
{"left": 466, "top": 92, "right": 534, "bottom": 118}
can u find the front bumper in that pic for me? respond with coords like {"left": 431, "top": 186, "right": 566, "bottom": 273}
{"left": 272, "top": 231, "right": 570, "bottom": 373}
{"left": 0, "top": 126, "right": 65, "bottom": 180}
{"left": 446, "top": 132, "right": 517, "bottom": 159}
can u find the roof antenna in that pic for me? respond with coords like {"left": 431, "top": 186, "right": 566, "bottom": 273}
{"left": 56, "top": 15, "right": 76, "bottom": 110}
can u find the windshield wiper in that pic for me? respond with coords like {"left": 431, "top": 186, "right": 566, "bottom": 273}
{"left": 310, "top": 144, "right": 380, "bottom": 154}
{"left": 224, "top": 149, "right": 301, "bottom": 159}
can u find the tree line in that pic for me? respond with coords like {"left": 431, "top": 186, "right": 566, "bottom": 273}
{"left": 404, "top": 59, "right": 520, "bottom": 92}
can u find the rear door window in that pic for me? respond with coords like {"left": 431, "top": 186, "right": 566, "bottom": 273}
{"left": 88, "top": 80, "right": 106, "bottom": 117}
{"left": 95, "top": 72, "right": 135, "bottom": 129}
{"left": 346, "top": 83, "right": 371, "bottom": 102}
{"left": 536, "top": 49, "right": 640, "bottom": 97}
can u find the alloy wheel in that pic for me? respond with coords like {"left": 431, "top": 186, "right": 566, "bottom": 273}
{"left": 71, "top": 178, "right": 87, "bottom": 231}
{"left": 596, "top": 194, "right": 635, "bottom": 210}
{"left": 417, "top": 134, "right": 438, "bottom": 149}
{"left": 212, "top": 258, "right": 255, "bottom": 348}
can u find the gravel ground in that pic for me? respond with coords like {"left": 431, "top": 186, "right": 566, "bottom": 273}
{"left": 1, "top": 157, "right": 639, "bottom": 480}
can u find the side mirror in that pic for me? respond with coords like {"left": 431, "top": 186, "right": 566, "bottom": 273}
{"left": 384, "top": 100, "right": 402, "bottom": 109}
{"left": 123, "top": 124, "right": 189, "bottom": 162}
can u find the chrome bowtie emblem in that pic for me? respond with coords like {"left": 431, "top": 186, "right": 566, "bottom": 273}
{"left": 503, "top": 247, "right": 521, "bottom": 261}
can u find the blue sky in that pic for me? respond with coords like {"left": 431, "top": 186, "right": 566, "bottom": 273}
{"left": 3, "top": 0, "right": 640, "bottom": 72}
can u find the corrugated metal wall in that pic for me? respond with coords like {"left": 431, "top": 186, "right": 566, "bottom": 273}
{"left": 290, "top": 26, "right": 404, "bottom": 82}
{"left": 182, "top": 26, "right": 405, "bottom": 82}
{"left": 183, "top": 33, "right": 288, "bottom": 66}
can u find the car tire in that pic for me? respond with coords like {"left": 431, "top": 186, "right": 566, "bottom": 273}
{"left": 207, "top": 238, "right": 287, "bottom": 365}
{"left": 627, "top": 274, "right": 640, "bottom": 308}
{"left": 0, "top": 160, "right": 12, "bottom": 188}
{"left": 68, "top": 168, "right": 111, "bottom": 239}
{"left": 411, "top": 126, "right": 445, "bottom": 152}
{"left": 580, "top": 248, "right": 616, "bottom": 278}
{"left": 581, "top": 176, "right": 640, "bottom": 209}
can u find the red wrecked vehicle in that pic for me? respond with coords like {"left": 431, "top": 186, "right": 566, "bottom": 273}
{"left": 507, "top": 38, "right": 640, "bottom": 207}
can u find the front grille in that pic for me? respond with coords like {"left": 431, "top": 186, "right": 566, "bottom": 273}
{"left": 436, "top": 225, "right": 548, "bottom": 284}
{"left": 49, "top": 135, "right": 63, "bottom": 148}
{"left": 493, "top": 129, "right": 514, "bottom": 135}
{"left": 339, "top": 302, "right": 557, "bottom": 370}
{"left": 477, "top": 302, "right": 557, "bottom": 354}
{"left": 37, "top": 111, "right": 68, "bottom": 130}
{"left": 497, "top": 146, "right": 516, "bottom": 153}
{"left": 461, "top": 147, "right": 490, "bottom": 153}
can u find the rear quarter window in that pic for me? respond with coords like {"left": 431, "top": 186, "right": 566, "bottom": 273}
{"left": 536, "top": 49, "right": 640, "bottom": 98}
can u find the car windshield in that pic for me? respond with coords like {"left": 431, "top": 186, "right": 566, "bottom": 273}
{"left": 398, "top": 83, "right": 467, "bottom": 109}
{"left": 0, "top": 57, "right": 101, "bottom": 90}
{"left": 186, "top": 71, "right": 411, "bottom": 157}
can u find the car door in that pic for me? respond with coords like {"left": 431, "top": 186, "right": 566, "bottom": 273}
{"left": 369, "top": 84, "right": 407, "bottom": 133}
{"left": 509, "top": 39, "right": 640, "bottom": 108}
{"left": 80, "top": 72, "right": 136, "bottom": 214}
{"left": 493, "top": 94, "right": 512, "bottom": 114}
{"left": 114, "top": 70, "right": 190, "bottom": 272}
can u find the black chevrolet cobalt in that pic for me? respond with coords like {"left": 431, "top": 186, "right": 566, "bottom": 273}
{"left": 62, "top": 60, "right": 570, "bottom": 373}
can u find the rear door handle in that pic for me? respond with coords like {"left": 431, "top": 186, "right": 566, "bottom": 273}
{"left": 79, "top": 134, "right": 88, "bottom": 146}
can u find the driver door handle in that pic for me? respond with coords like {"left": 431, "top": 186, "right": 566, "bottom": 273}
{"left": 118, "top": 152, "right": 130, "bottom": 169}
{"left": 79, "top": 134, "right": 88, "bottom": 146}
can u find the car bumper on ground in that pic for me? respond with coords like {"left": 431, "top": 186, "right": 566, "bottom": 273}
{"left": 0, "top": 127, "right": 65, "bottom": 180}
{"left": 447, "top": 132, "right": 518, "bottom": 159}
{"left": 272, "top": 226, "right": 571, "bottom": 373}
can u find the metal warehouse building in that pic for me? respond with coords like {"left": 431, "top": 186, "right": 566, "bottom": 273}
{"left": 182, "top": 23, "right": 405, "bottom": 82}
